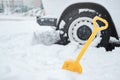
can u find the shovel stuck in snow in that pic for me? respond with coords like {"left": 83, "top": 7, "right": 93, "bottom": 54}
{"left": 62, "top": 16, "right": 109, "bottom": 74}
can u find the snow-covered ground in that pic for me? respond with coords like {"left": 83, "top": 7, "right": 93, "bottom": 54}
{"left": 0, "top": 16, "right": 120, "bottom": 80}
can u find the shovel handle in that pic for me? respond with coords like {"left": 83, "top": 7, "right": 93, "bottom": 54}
{"left": 76, "top": 16, "right": 108, "bottom": 62}
{"left": 93, "top": 16, "right": 108, "bottom": 31}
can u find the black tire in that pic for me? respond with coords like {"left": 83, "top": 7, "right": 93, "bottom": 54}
{"left": 57, "top": 8, "right": 112, "bottom": 50}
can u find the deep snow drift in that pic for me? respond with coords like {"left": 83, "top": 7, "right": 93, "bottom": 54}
{"left": 0, "top": 16, "right": 120, "bottom": 80}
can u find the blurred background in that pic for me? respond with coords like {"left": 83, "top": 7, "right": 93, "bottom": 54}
{"left": 0, "top": 0, "right": 44, "bottom": 16}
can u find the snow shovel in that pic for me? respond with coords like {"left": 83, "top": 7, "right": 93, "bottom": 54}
{"left": 62, "top": 16, "right": 108, "bottom": 74}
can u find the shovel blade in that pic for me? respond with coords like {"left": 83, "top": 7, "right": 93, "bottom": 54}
{"left": 62, "top": 60, "right": 82, "bottom": 74}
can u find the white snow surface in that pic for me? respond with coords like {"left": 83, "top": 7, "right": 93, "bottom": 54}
{"left": 0, "top": 16, "right": 120, "bottom": 80}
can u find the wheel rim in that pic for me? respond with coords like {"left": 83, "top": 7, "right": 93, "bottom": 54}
{"left": 68, "top": 17, "right": 100, "bottom": 44}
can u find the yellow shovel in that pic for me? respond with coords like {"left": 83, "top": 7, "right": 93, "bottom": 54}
{"left": 62, "top": 16, "right": 108, "bottom": 74}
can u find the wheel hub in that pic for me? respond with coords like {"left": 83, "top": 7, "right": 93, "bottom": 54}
{"left": 77, "top": 25, "right": 92, "bottom": 40}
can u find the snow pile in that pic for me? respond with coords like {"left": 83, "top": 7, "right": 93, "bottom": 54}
{"left": 0, "top": 16, "right": 120, "bottom": 80}
{"left": 32, "top": 28, "right": 60, "bottom": 45}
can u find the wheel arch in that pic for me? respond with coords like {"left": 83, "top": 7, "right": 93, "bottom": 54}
{"left": 57, "top": 2, "right": 119, "bottom": 40}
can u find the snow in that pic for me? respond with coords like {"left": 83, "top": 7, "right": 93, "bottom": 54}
{"left": 32, "top": 29, "right": 60, "bottom": 45}
{"left": 0, "top": 16, "right": 120, "bottom": 80}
